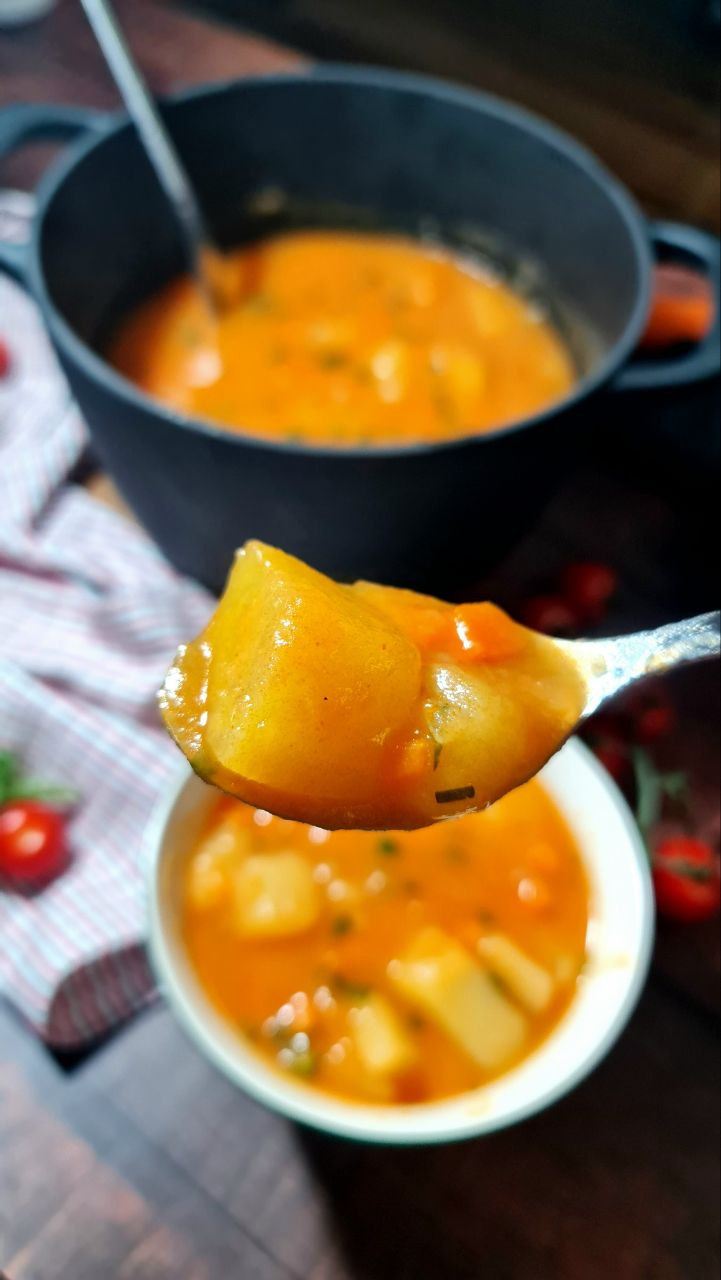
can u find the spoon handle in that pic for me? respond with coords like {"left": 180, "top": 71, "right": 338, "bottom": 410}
{"left": 572, "top": 611, "right": 720, "bottom": 718}
{"left": 80, "top": 0, "right": 218, "bottom": 302}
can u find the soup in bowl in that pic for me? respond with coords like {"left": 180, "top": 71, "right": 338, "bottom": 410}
{"left": 147, "top": 738, "right": 653, "bottom": 1142}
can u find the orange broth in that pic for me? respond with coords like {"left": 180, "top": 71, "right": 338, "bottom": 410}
{"left": 182, "top": 778, "right": 589, "bottom": 1105}
{"left": 109, "top": 230, "right": 576, "bottom": 445}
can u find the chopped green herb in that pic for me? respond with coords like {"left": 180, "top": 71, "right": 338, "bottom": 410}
{"left": 317, "top": 350, "right": 348, "bottom": 369}
{"left": 407, "top": 1012, "right": 426, "bottom": 1032}
{"left": 487, "top": 971, "right": 509, "bottom": 996}
{"left": 435, "top": 785, "right": 475, "bottom": 805}
{"left": 244, "top": 294, "right": 274, "bottom": 315}
{"left": 445, "top": 846, "right": 468, "bottom": 866}
{"left": 476, "top": 909, "right": 497, "bottom": 925}
{"left": 179, "top": 325, "right": 201, "bottom": 347}
{"left": 332, "top": 974, "right": 372, "bottom": 1000}
{"left": 432, "top": 741, "right": 443, "bottom": 770}
{"left": 377, "top": 837, "right": 400, "bottom": 857}
{"left": 331, "top": 914, "right": 354, "bottom": 937}
{"left": 431, "top": 385, "right": 456, "bottom": 427}
{"left": 289, "top": 1050, "right": 317, "bottom": 1078}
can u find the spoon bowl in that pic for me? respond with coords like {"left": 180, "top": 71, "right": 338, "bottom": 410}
{"left": 159, "top": 537, "right": 721, "bottom": 831}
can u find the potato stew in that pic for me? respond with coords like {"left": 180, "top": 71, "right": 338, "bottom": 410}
{"left": 110, "top": 230, "right": 576, "bottom": 446}
{"left": 182, "top": 778, "right": 589, "bottom": 1105}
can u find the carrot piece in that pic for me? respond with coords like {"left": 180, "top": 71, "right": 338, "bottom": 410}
{"left": 452, "top": 603, "right": 528, "bottom": 662}
{"left": 640, "top": 264, "right": 715, "bottom": 350}
{"left": 401, "top": 607, "right": 455, "bottom": 653}
{"left": 393, "top": 737, "right": 436, "bottom": 781}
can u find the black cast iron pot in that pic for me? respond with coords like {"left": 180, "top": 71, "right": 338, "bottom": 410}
{"left": 1, "top": 69, "right": 719, "bottom": 593}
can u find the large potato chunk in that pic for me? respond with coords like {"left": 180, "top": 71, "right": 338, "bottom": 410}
{"left": 388, "top": 927, "right": 527, "bottom": 1071}
{"left": 160, "top": 540, "right": 585, "bottom": 830}
{"left": 417, "top": 646, "right": 582, "bottom": 822}
{"left": 161, "top": 542, "right": 422, "bottom": 826}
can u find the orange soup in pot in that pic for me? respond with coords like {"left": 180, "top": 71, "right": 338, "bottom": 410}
{"left": 109, "top": 230, "right": 576, "bottom": 446}
{"left": 181, "top": 778, "right": 589, "bottom": 1106}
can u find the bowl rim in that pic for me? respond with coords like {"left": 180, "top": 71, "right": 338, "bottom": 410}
{"left": 146, "top": 737, "right": 655, "bottom": 1145}
{"left": 31, "top": 64, "right": 652, "bottom": 461}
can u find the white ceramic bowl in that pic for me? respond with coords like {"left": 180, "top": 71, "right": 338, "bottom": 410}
{"left": 146, "top": 738, "right": 654, "bottom": 1144}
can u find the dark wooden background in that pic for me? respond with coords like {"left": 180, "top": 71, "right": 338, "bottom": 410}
{"left": 1, "top": 2, "right": 719, "bottom": 1276}
{"left": 187, "top": 0, "right": 721, "bottom": 231}
{"left": 2, "top": 988, "right": 719, "bottom": 1279}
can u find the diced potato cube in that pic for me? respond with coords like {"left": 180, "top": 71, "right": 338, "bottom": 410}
{"left": 388, "top": 927, "right": 527, "bottom": 1071}
{"left": 233, "top": 852, "right": 320, "bottom": 937}
{"left": 370, "top": 339, "right": 410, "bottom": 385}
{"left": 349, "top": 994, "right": 417, "bottom": 1077}
{"left": 424, "top": 648, "right": 583, "bottom": 821}
{"left": 442, "top": 347, "right": 485, "bottom": 418}
{"left": 186, "top": 813, "right": 248, "bottom": 910}
{"left": 477, "top": 934, "right": 555, "bottom": 1014}
{"left": 203, "top": 542, "right": 422, "bottom": 804}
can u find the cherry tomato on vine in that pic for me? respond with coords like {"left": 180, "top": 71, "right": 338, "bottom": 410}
{"left": 521, "top": 595, "right": 581, "bottom": 636}
{"left": 560, "top": 561, "right": 618, "bottom": 624}
{"left": 634, "top": 702, "right": 676, "bottom": 744}
{"left": 652, "top": 836, "right": 721, "bottom": 922}
{"left": 0, "top": 801, "right": 68, "bottom": 884}
{"left": 593, "top": 742, "right": 631, "bottom": 789}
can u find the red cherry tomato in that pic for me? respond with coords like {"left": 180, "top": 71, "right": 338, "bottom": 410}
{"left": 560, "top": 562, "right": 618, "bottom": 624}
{"left": 635, "top": 702, "right": 676, "bottom": 744}
{"left": 0, "top": 801, "right": 68, "bottom": 883}
{"left": 593, "top": 742, "right": 631, "bottom": 788}
{"left": 0, "top": 337, "right": 11, "bottom": 379}
{"left": 652, "top": 836, "right": 721, "bottom": 922}
{"left": 521, "top": 594, "right": 581, "bottom": 636}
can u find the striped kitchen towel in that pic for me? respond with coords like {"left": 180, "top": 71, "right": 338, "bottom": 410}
{"left": 0, "top": 274, "right": 212, "bottom": 1047}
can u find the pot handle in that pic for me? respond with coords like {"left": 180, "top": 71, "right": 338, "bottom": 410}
{"left": 612, "top": 220, "right": 720, "bottom": 393}
{"left": 0, "top": 103, "right": 108, "bottom": 280}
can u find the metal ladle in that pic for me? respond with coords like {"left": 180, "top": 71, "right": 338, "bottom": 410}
{"left": 80, "top": 0, "right": 233, "bottom": 312}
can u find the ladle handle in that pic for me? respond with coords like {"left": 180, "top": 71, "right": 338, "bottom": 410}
{"left": 80, "top": 0, "right": 219, "bottom": 304}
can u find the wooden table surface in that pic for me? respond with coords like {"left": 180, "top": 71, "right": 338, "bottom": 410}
{"left": 1, "top": 2, "right": 719, "bottom": 1277}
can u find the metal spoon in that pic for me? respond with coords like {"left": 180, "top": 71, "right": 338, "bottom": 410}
{"left": 80, "top": 0, "right": 231, "bottom": 311}
{"left": 558, "top": 610, "right": 720, "bottom": 720}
